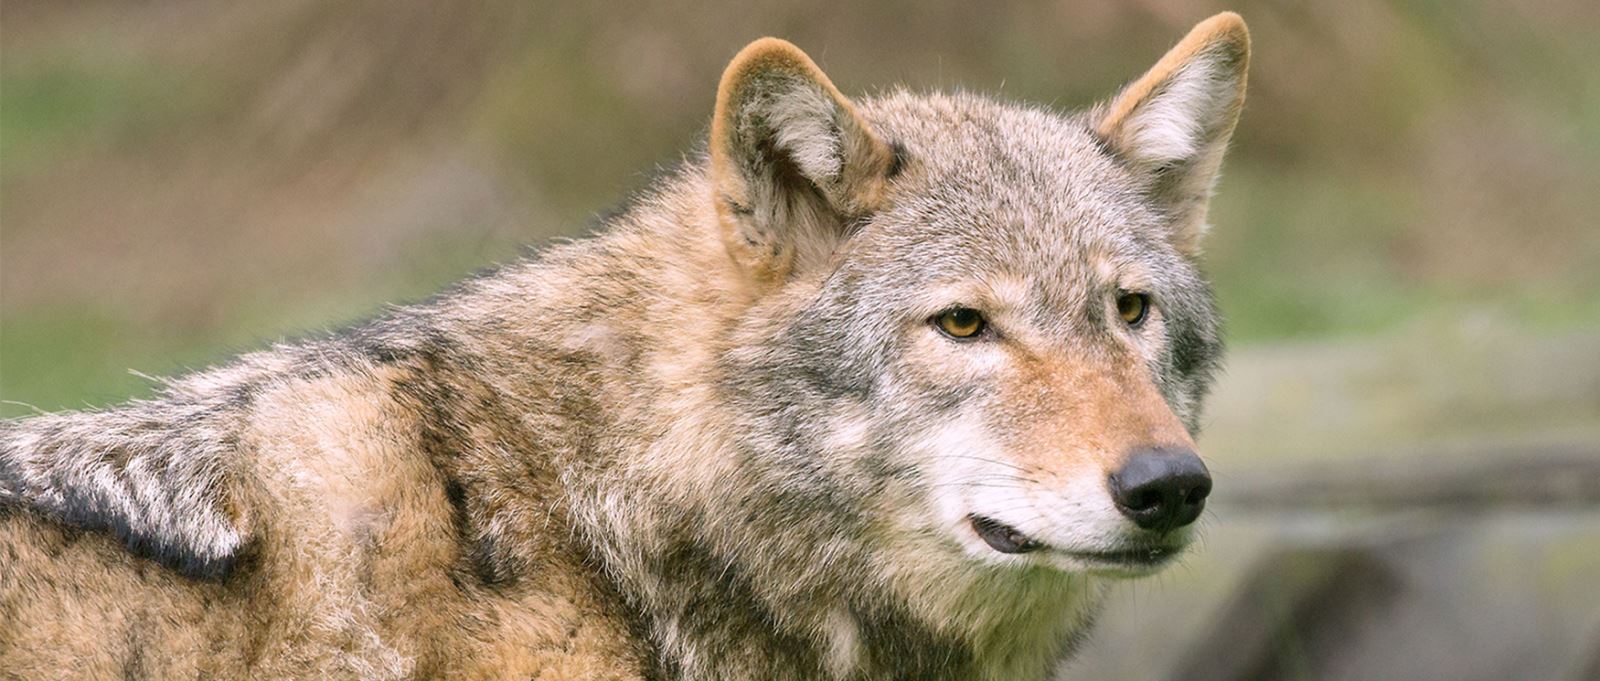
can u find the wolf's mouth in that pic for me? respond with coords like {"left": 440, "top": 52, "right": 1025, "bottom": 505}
{"left": 968, "top": 515, "right": 1182, "bottom": 568}
{"left": 1061, "top": 545, "right": 1178, "bottom": 569}
{"left": 968, "top": 515, "right": 1044, "bottom": 554}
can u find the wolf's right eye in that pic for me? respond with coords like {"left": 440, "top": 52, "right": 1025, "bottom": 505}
{"left": 934, "top": 307, "right": 987, "bottom": 340}
{"left": 1116, "top": 292, "right": 1150, "bottom": 327}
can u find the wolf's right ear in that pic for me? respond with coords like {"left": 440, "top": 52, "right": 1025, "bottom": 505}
{"left": 710, "top": 38, "right": 898, "bottom": 285}
{"left": 1094, "top": 13, "right": 1250, "bottom": 257}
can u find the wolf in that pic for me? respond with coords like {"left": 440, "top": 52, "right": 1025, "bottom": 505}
{"left": 0, "top": 12, "right": 1249, "bottom": 680}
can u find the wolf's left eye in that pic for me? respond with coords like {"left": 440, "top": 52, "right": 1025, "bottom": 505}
{"left": 1116, "top": 292, "right": 1150, "bottom": 327}
{"left": 934, "top": 307, "right": 987, "bottom": 340}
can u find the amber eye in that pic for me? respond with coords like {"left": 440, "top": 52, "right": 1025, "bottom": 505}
{"left": 934, "top": 307, "right": 987, "bottom": 340}
{"left": 1116, "top": 292, "right": 1150, "bottom": 326}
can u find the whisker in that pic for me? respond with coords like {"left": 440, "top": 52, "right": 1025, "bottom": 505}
{"left": 933, "top": 454, "right": 1032, "bottom": 473}
{"left": 970, "top": 500, "right": 1049, "bottom": 518}
{"left": 928, "top": 481, "right": 1033, "bottom": 491}
{"left": 927, "top": 472, "right": 1039, "bottom": 487}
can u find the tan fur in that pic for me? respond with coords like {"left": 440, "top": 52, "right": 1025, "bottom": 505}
{"left": 1002, "top": 350, "right": 1198, "bottom": 482}
{"left": 2, "top": 364, "right": 653, "bottom": 678}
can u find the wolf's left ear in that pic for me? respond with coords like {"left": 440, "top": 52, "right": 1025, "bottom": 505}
{"left": 711, "top": 38, "right": 898, "bottom": 284}
{"left": 1095, "top": 13, "right": 1250, "bottom": 256}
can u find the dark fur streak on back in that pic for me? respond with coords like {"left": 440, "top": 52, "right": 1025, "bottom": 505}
{"left": 53, "top": 483, "right": 237, "bottom": 581}
{"left": 391, "top": 362, "right": 518, "bottom": 590}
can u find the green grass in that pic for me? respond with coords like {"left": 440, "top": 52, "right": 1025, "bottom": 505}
{"left": 0, "top": 308, "right": 200, "bottom": 416}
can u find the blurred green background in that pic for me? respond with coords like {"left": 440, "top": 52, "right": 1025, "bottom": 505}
{"left": 3, "top": 2, "right": 1599, "bottom": 678}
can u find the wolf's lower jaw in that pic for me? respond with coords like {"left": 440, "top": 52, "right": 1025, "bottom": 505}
{"left": 1013, "top": 542, "right": 1185, "bottom": 578}
{"left": 1060, "top": 545, "right": 1182, "bottom": 575}
{"left": 965, "top": 515, "right": 1188, "bottom": 576}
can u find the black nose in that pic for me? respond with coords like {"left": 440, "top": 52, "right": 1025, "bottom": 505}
{"left": 1108, "top": 447, "right": 1211, "bottom": 533}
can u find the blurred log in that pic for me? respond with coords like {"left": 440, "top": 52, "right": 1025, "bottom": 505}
{"left": 1568, "top": 622, "right": 1600, "bottom": 681}
{"left": 1161, "top": 545, "right": 1404, "bottom": 681}
{"left": 1215, "top": 442, "right": 1600, "bottom": 511}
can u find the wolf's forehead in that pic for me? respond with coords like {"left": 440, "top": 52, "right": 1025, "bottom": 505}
{"left": 861, "top": 93, "right": 1162, "bottom": 270}
{"left": 864, "top": 92, "right": 1112, "bottom": 182}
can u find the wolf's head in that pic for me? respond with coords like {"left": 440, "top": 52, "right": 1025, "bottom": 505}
{"left": 698, "top": 12, "right": 1247, "bottom": 650}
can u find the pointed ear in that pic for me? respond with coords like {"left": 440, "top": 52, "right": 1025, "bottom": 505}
{"left": 1095, "top": 12, "right": 1250, "bottom": 256}
{"left": 710, "top": 38, "right": 898, "bottom": 284}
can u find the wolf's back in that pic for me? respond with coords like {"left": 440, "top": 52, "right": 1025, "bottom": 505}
{"left": 0, "top": 339, "right": 420, "bottom": 678}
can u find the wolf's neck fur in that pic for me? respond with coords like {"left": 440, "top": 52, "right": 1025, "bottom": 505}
{"left": 432, "top": 168, "right": 1103, "bottom": 680}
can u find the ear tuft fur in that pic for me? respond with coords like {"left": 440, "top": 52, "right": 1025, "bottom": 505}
{"left": 1095, "top": 13, "right": 1250, "bottom": 255}
{"left": 710, "top": 38, "right": 895, "bottom": 284}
